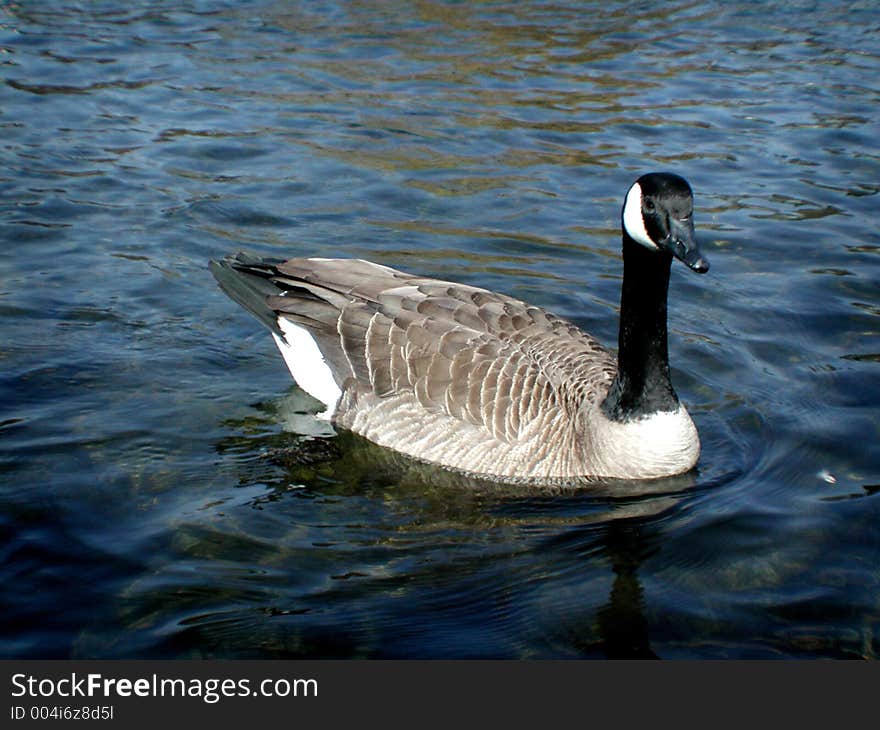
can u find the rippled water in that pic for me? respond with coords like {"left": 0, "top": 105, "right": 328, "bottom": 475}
{"left": 1, "top": 0, "right": 879, "bottom": 659}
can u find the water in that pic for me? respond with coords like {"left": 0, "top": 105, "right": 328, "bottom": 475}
{"left": 1, "top": 0, "right": 878, "bottom": 659}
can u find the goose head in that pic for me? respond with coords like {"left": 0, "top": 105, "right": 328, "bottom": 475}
{"left": 622, "top": 172, "right": 709, "bottom": 274}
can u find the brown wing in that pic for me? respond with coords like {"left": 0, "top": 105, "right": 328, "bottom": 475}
{"left": 262, "top": 258, "right": 615, "bottom": 443}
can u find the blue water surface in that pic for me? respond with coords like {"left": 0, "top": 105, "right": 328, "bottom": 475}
{"left": 1, "top": 0, "right": 879, "bottom": 658}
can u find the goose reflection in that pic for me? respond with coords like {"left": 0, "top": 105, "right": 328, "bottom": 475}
{"left": 594, "top": 519, "right": 659, "bottom": 659}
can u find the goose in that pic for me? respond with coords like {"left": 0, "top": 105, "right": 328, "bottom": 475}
{"left": 210, "top": 172, "right": 710, "bottom": 481}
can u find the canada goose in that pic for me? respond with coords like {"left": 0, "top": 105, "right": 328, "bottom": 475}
{"left": 210, "top": 172, "right": 709, "bottom": 481}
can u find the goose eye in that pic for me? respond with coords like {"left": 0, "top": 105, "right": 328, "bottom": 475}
{"left": 644, "top": 200, "right": 655, "bottom": 213}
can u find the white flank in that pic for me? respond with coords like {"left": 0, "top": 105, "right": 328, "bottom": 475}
{"left": 622, "top": 182, "right": 657, "bottom": 250}
{"left": 272, "top": 318, "right": 342, "bottom": 420}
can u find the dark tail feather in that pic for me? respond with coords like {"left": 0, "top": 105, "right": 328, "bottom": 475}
{"left": 209, "top": 252, "right": 291, "bottom": 336}
{"left": 209, "top": 252, "right": 361, "bottom": 385}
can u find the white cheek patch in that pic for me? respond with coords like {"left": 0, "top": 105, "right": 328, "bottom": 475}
{"left": 272, "top": 318, "right": 342, "bottom": 420}
{"left": 622, "top": 182, "right": 657, "bottom": 250}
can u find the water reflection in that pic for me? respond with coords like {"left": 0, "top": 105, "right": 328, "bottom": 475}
{"left": 592, "top": 521, "right": 659, "bottom": 659}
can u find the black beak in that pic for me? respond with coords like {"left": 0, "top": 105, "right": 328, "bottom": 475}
{"left": 663, "top": 217, "right": 709, "bottom": 274}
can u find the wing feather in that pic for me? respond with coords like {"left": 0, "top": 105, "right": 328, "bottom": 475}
{"left": 212, "top": 255, "right": 615, "bottom": 444}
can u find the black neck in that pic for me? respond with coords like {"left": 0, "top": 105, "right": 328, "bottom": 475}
{"left": 601, "top": 235, "right": 680, "bottom": 421}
